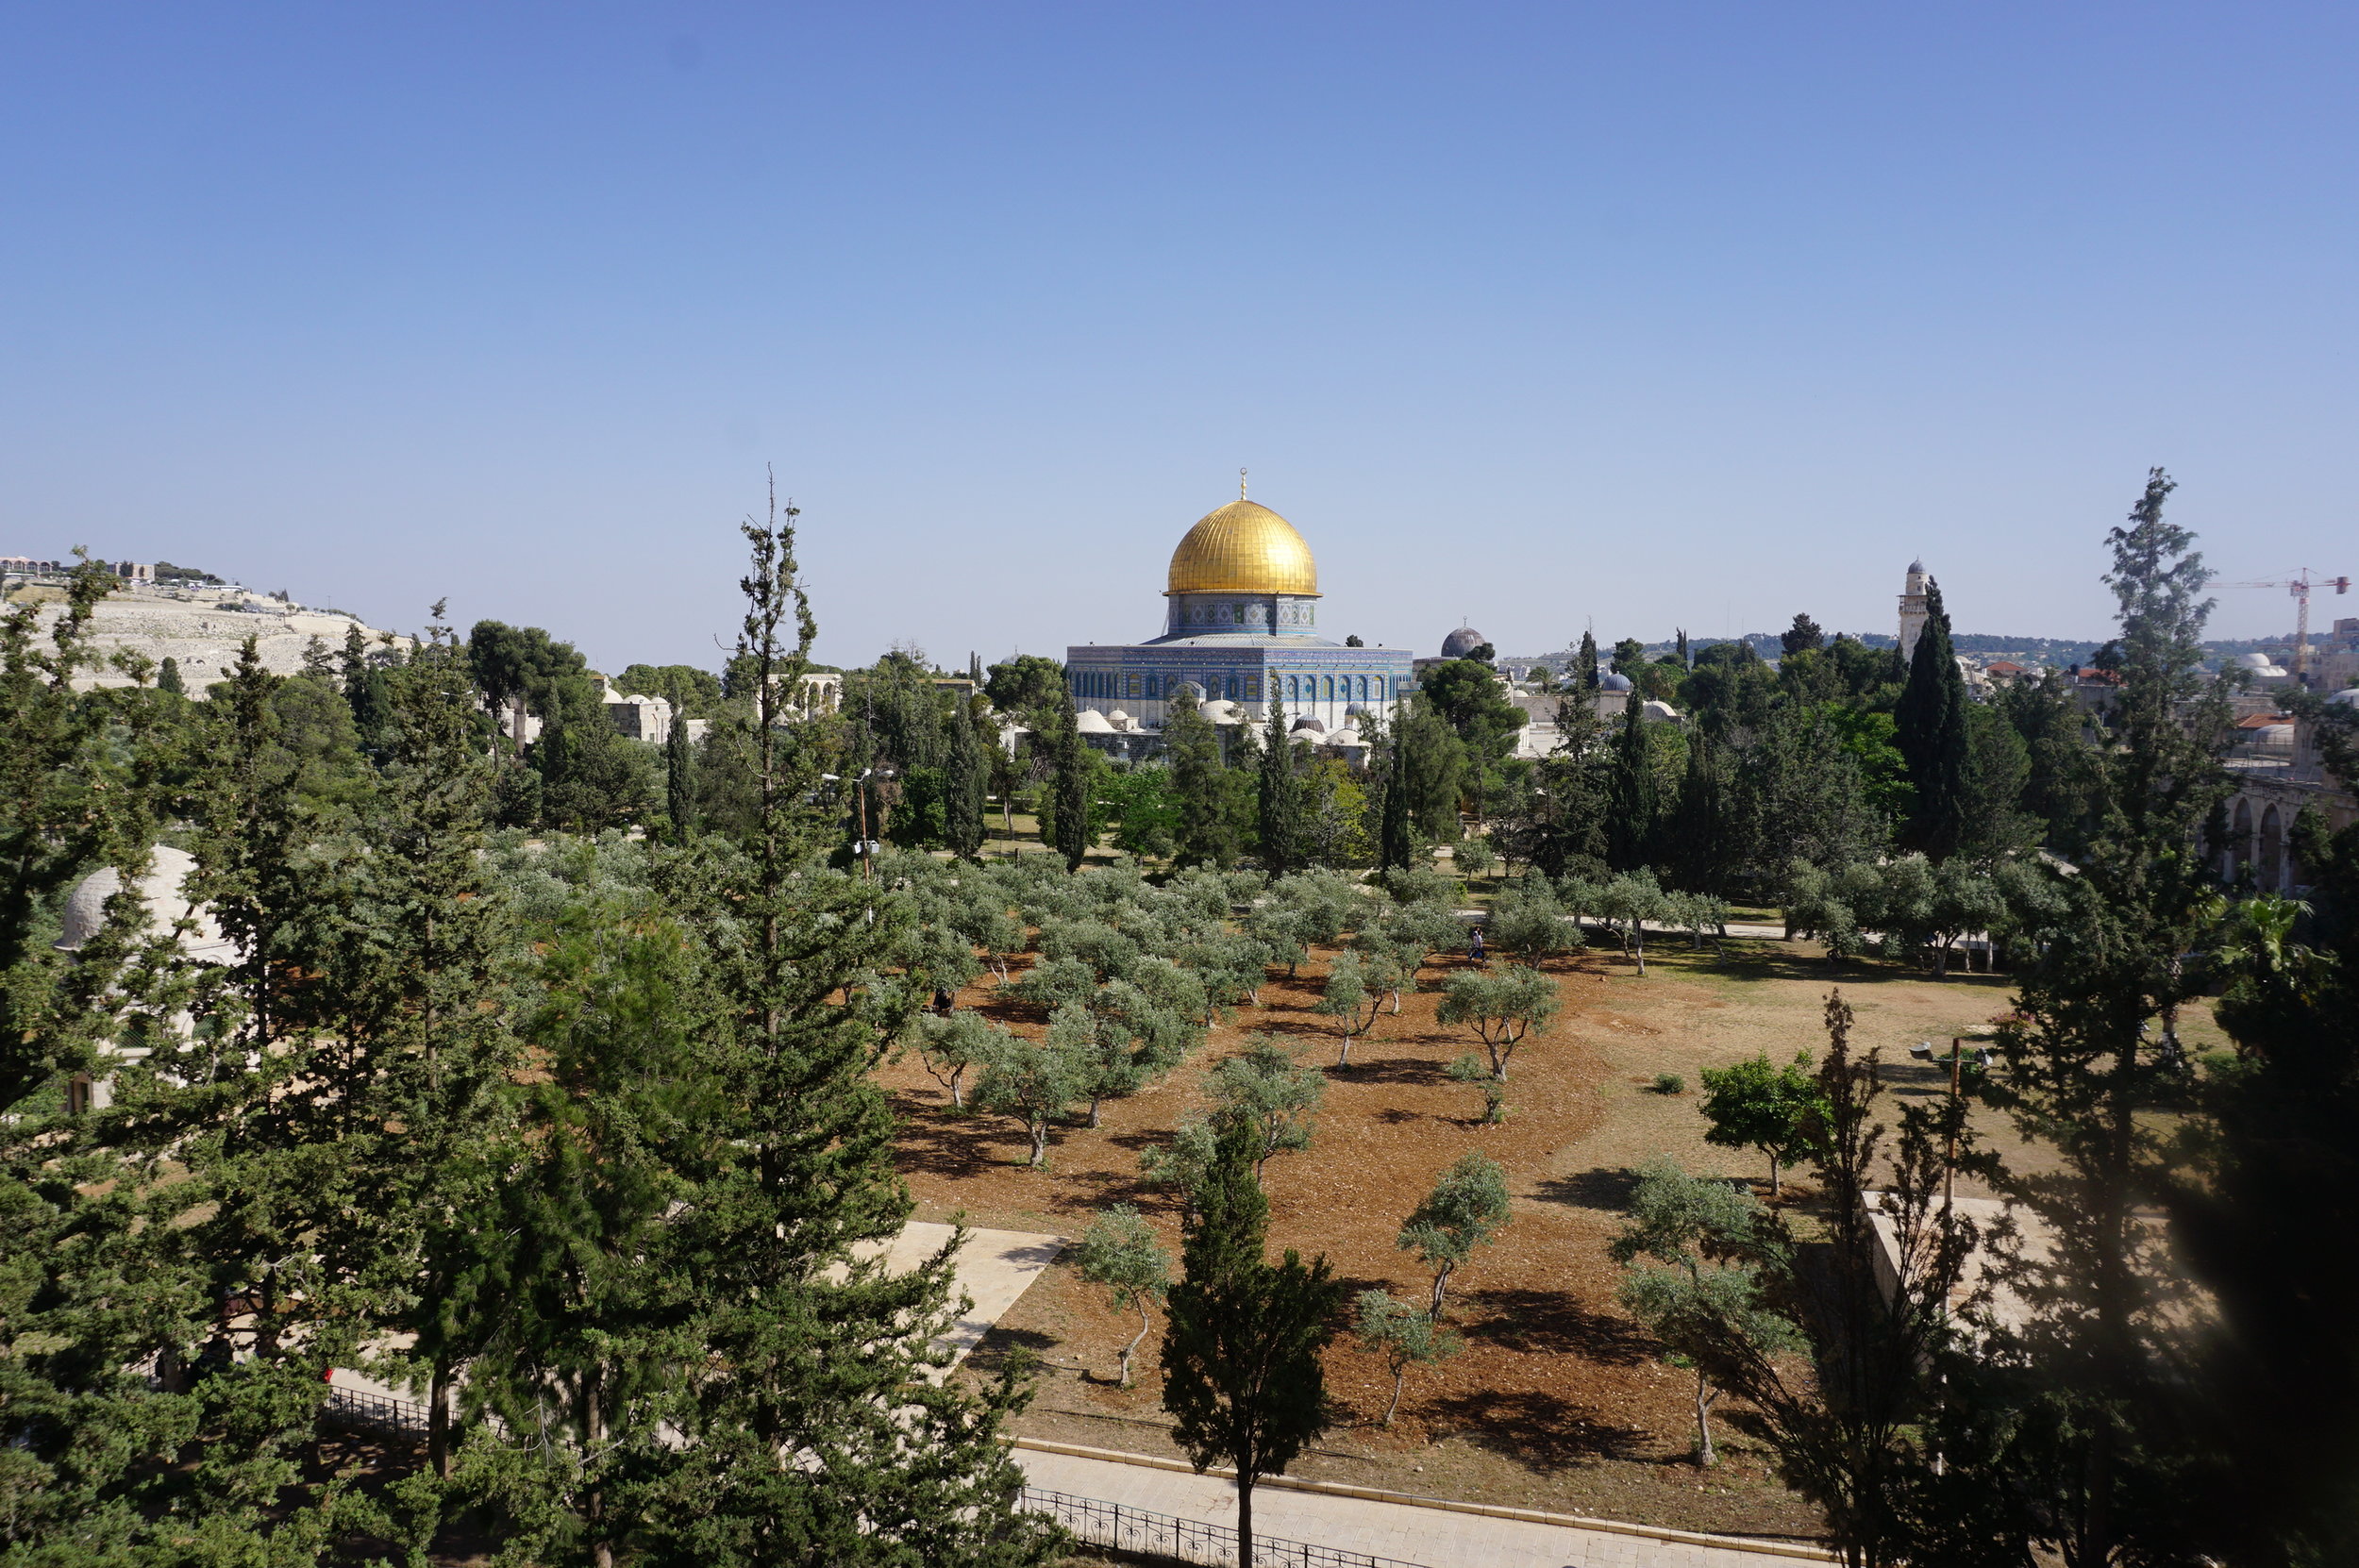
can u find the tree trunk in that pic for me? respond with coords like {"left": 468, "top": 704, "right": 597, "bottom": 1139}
{"left": 1695, "top": 1368, "right": 1716, "bottom": 1467}
{"left": 1029, "top": 1120, "right": 1048, "bottom": 1166}
{"left": 1384, "top": 1366, "right": 1405, "bottom": 1426}
{"left": 1429, "top": 1259, "right": 1453, "bottom": 1317}
{"left": 1121, "top": 1300, "right": 1151, "bottom": 1390}
{"left": 1768, "top": 1152, "right": 1781, "bottom": 1199}
{"left": 1237, "top": 1474, "right": 1256, "bottom": 1568}
{"left": 428, "top": 1358, "right": 454, "bottom": 1479}
{"left": 949, "top": 1063, "right": 967, "bottom": 1109}
{"left": 1088, "top": 1093, "right": 1103, "bottom": 1129}
{"left": 1336, "top": 1032, "right": 1351, "bottom": 1067}
{"left": 1634, "top": 924, "right": 1647, "bottom": 976}
{"left": 586, "top": 1373, "right": 612, "bottom": 1568}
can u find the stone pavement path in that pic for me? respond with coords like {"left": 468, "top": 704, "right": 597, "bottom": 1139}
{"left": 1015, "top": 1443, "right": 1831, "bottom": 1568}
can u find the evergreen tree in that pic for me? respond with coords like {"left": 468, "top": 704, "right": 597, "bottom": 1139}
{"left": 1670, "top": 729, "right": 1730, "bottom": 892}
{"left": 1395, "top": 697, "right": 1466, "bottom": 842}
{"left": 1674, "top": 627, "right": 1691, "bottom": 668}
{"left": 1374, "top": 704, "right": 1415, "bottom": 872}
{"left": 1607, "top": 691, "right": 1659, "bottom": 870}
{"left": 1162, "top": 1121, "right": 1343, "bottom": 1568}
{"left": 666, "top": 715, "right": 696, "bottom": 842}
{"left": 943, "top": 696, "right": 987, "bottom": 859}
{"left": 1892, "top": 578, "right": 1976, "bottom": 860}
{"left": 1049, "top": 692, "right": 1094, "bottom": 871}
{"left": 1256, "top": 696, "right": 1304, "bottom": 875}
{"left": 1576, "top": 629, "right": 1599, "bottom": 691}
{"left": 1781, "top": 613, "right": 1826, "bottom": 657}
{"left": 1166, "top": 685, "right": 1241, "bottom": 869}
{"left": 647, "top": 491, "right": 1056, "bottom": 1566}
{"left": 1965, "top": 470, "right": 2235, "bottom": 1564}
{"left": 158, "top": 653, "right": 184, "bottom": 694}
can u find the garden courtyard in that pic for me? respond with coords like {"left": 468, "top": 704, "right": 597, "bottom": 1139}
{"left": 877, "top": 879, "right": 2222, "bottom": 1546}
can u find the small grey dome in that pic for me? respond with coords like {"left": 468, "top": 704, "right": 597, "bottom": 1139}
{"left": 58, "top": 844, "right": 235, "bottom": 962}
{"left": 1598, "top": 671, "right": 1634, "bottom": 692}
{"left": 1290, "top": 715, "right": 1328, "bottom": 734}
{"left": 1440, "top": 626, "right": 1489, "bottom": 659}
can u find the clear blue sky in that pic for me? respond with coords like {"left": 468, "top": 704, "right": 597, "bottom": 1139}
{"left": 5, "top": 3, "right": 2353, "bottom": 669}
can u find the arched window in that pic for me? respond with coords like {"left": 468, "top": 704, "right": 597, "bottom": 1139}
{"left": 2231, "top": 798, "right": 2253, "bottom": 880}
{"left": 1322, "top": 676, "right": 1334, "bottom": 702}
{"left": 2260, "top": 805, "right": 2284, "bottom": 892}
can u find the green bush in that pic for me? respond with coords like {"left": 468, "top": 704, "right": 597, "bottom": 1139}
{"left": 1652, "top": 1072, "right": 1686, "bottom": 1095}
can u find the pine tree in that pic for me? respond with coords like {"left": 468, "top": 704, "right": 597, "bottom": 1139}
{"left": 158, "top": 653, "right": 184, "bottom": 694}
{"left": 1671, "top": 729, "right": 1728, "bottom": 892}
{"left": 1893, "top": 579, "right": 1975, "bottom": 860}
{"left": 1162, "top": 1121, "right": 1344, "bottom": 1568}
{"left": 1965, "top": 470, "right": 2235, "bottom": 1563}
{"left": 1257, "top": 696, "right": 1303, "bottom": 875}
{"left": 644, "top": 488, "right": 1057, "bottom": 1566}
{"left": 1577, "top": 629, "right": 1599, "bottom": 691}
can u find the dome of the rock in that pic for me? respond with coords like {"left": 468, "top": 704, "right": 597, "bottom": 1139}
{"left": 1165, "top": 500, "right": 1319, "bottom": 597}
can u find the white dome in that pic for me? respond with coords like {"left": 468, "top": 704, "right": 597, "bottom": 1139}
{"left": 1075, "top": 709, "right": 1115, "bottom": 734}
{"left": 1329, "top": 726, "right": 1364, "bottom": 746}
{"left": 2329, "top": 688, "right": 2359, "bottom": 708}
{"left": 57, "top": 844, "right": 235, "bottom": 962}
{"left": 1200, "top": 699, "right": 1241, "bottom": 723}
{"left": 2236, "top": 652, "right": 2273, "bottom": 668}
{"left": 1641, "top": 700, "right": 1681, "bottom": 722}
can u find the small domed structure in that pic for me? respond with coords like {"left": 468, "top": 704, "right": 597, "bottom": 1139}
{"left": 58, "top": 844, "right": 235, "bottom": 963}
{"left": 2236, "top": 652, "right": 2277, "bottom": 670}
{"left": 2330, "top": 688, "right": 2359, "bottom": 709}
{"left": 1440, "top": 626, "right": 1490, "bottom": 660}
{"left": 1290, "top": 715, "right": 1328, "bottom": 734}
{"left": 1642, "top": 699, "right": 1681, "bottom": 723}
{"left": 1076, "top": 709, "right": 1116, "bottom": 734}
{"left": 1598, "top": 671, "right": 1633, "bottom": 692}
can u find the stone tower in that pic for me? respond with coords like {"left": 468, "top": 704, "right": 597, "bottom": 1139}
{"left": 1899, "top": 559, "right": 1931, "bottom": 666}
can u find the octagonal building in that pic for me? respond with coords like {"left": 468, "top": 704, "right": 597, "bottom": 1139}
{"left": 1065, "top": 494, "right": 1415, "bottom": 732}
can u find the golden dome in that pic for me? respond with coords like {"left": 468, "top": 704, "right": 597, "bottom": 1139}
{"left": 1164, "top": 500, "right": 1319, "bottom": 597}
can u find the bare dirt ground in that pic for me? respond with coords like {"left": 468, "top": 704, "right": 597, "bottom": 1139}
{"left": 891, "top": 898, "right": 2221, "bottom": 1545}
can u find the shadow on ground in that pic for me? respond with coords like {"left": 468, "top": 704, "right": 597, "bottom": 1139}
{"left": 1426, "top": 1387, "right": 1650, "bottom": 1471}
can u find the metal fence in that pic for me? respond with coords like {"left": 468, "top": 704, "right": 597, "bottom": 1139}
{"left": 1018, "top": 1485, "right": 1430, "bottom": 1568}
{"left": 322, "top": 1385, "right": 431, "bottom": 1435}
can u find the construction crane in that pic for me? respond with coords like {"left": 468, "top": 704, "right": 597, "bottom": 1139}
{"left": 2219, "top": 568, "right": 2351, "bottom": 679}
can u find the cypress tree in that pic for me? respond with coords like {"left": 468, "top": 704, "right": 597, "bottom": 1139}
{"left": 1607, "top": 691, "right": 1659, "bottom": 871}
{"left": 1377, "top": 704, "right": 1415, "bottom": 872}
{"left": 666, "top": 714, "right": 696, "bottom": 842}
{"left": 1893, "top": 578, "right": 1975, "bottom": 859}
{"left": 1050, "top": 692, "right": 1093, "bottom": 871}
{"left": 1257, "top": 696, "right": 1303, "bottom": 875}
{"left": 1162, "top": 1121, "right": 1344, "bottom": 1568}
{"left": 1671, "top": 728, "right": 1727, "bottom": 892}
{"left": 943, "top": 697, "right": 986, "bottom": 859}
{"left": 1167, "top": 685, "right": 1238, "bottom": 869}
{"left": 1577, "top": 629, "right": 1600, "bottom": 691}
{"left": 158, "top": 654, "right": 184, "bottom": 694}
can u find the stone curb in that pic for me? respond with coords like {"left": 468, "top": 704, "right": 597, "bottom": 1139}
{"left": 1010, "top": 1437, "right": 1837, "bottom": 1562}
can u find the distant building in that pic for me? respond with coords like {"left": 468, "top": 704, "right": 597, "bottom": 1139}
{"left": 1064, "top": 491, "right": 1415, "bottom": 733}
{"left": 1898, "top": 560, "right": 1932, "bottom": 665}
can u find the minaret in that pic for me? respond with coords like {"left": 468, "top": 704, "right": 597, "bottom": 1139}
{"left": 1898, "top": 560, "right": 1931, "bottom": 665}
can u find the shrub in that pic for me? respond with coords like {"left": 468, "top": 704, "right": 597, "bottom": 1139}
{"left": 1653, "top": 1072, "right": 1686, "bottom": 1095}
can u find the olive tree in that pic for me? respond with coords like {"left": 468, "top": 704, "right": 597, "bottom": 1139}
{"left": 1077, "top": 1205, "right": 1172, "bottom": 1389}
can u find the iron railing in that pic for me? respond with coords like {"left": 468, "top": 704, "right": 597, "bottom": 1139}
{"left": 322, "top": 1385, "right": 431, "bottom": 1435}
{"left": 1018, "top": 1484, "right": 1430, "bottom": 1568}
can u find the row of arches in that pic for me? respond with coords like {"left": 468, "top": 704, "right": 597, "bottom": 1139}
{"left": 2224, "top": 795, "right": 2292, "bottom": 892}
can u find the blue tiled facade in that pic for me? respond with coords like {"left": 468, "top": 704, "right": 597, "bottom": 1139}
{"left": 1067, "top": 591, "right": 1414, "bottom": 732}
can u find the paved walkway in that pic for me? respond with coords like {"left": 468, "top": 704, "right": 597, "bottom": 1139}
{"left": 1015, "top": 1441, "right": 1832, "bottom": 1568}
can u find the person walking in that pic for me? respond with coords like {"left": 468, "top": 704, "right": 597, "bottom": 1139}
{"left": 1468, "top": 926, "right": 1485, "bottom": 966}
